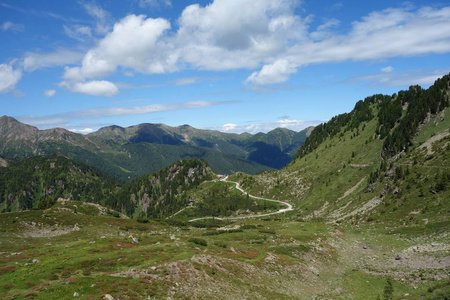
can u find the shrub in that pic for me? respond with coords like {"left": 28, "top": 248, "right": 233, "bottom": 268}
{"left": 136, "top": 225, "right": 147, "bottom": 231}
{"left": 136, "top": 218, "right": 149, "bottom": 223}
{"left": 108, "top": 210, "right": 120, "bottom": 218}
{"left": 187, "top": 238, "right": 208, "bottom": 246}
{"left": 214, "top": 241, "right": 227, "bottom": 248}
{"left": 259, "top": 229, "right": 276, "bottom": 235}
{"left": 202, "top": 231, "right": 224, "bottom": 236}
{"left": 383, "top": 277, "right": 394, "bottom": 300}
{"left": 48, "top": 274, "right": 59, "bottom": 280}
{"left": 241, "top": 224, "right": 257, "bottom": 229}
{"left": 190, "top": 219, "right": 226, "bottom": 228}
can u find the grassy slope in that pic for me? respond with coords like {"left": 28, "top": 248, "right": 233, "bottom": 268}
{"left": 235, "top": 106, "right": 449, "bottom": 226}
{"left": 1, "top": 200, "right": 448, "bottom": 299}
{"left": 223, "top": 106, "right": 450, "bottom": 299}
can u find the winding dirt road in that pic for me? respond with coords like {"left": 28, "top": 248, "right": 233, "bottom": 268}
{"left": 188, "top": 176, "right": 293, "bottom": 222}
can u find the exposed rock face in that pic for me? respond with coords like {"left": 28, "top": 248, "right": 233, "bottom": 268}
{"left": 0, "top": 115, "right": 39, "bottom": 142}
{"left": 0, "top": 157, "right": 7, "bottom": 167}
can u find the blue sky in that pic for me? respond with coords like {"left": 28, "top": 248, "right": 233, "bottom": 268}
{"left": 1, "top": 0, "right": 449, "bottom": 134}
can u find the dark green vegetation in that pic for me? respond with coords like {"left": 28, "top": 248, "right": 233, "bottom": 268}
{"left": 0, "top": 153, "right": 119, "bottom": 212}
{"left": 1, "top": 74, "right": 449, "bottom": 299}
{"left": 0, "top": 157, "right": 218, "bottom": 219}
{"left": 0, "top": 156, "right": 281, "bottom": 221}
{"left": 174, "top": 180, "right": 283, "bottom": 220}
{"left": 107, "top": 159, "right": 215, "bottom": 219}
{"left": 294, "top": 75, "right": 449, "bottom": 161}
{"left": 0, "top": 117, "right": 311, "bottom": 181}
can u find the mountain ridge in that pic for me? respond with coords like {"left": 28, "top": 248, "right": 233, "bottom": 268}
{"left": 0, "top": 116, "right": 312, "bottom": 180}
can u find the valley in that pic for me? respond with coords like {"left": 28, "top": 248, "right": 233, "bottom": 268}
{"left": 1, "top": 74, "right": 449, "bottom": 299}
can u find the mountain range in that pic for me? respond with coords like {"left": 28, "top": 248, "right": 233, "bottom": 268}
{"left": 0, "top": 73, "right": 449, "bottom": 299}
{"left": 0, "top": 117, "right": 312, "bottom": 181}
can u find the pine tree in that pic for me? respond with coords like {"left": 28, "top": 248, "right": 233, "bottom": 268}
{"left": 383, "top": 277, "right": 394, "bottom": 300}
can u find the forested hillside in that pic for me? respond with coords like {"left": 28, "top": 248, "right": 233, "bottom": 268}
{"left": 0, "top": 153, "right": 120, "bottom": 212}
{"left": 0, "top": 154, "right": 217, "bottom": 219}
{"left": 294, "top": 74, "right": 449, "bottom": 161}
{"left": 107, "top": 159, "right": 215, "bottom": 218}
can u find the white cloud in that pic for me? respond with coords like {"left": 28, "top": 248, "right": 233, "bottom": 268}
{"left": 60, "top": 2, "right": 450, "bottom": 89}
{"left": 317, "top": 18, "right": 340, "bottom": 31}
{"left": 72, "top": 101, "right": 220, "bottom": 118}
{"left": 243, "top": 83, "right": 305, "bottom": 94}
{"left": 1, "top": 21, "right": 24, "bottom": 32}
{"left": 351, "top": 7, "right": 411, "bottom": 36}
{"left": 245, "top": 59, "right": 297, "bottom": 85}
{"left": 0, "top": 64, "right": 22, "bottom": 93}
{"left": 349, "top": 68, "right": 450, "bottom": 87}
{"left": 64, "top": 24, "right": 92, "bottom": 40}
{"left": 331, "top": 2, "right": 343, "bottom": 11}
{"left": 172, "top": 77, "right": 211, "bottom": 86}
{"left": 139, "top": 0, "right": 172, "bottom": 8}
{"left": 216, "top": 119, "right": 321, "bottom": 134}
{"left": 82, "top": 2, "right": 111, "bottom": 34}
{"left": 64, "top": 50, "right": 117, "bottom": 80}
{"left": 382, "top": 66, "right": 393, "bottom": 73}
{"left": 12, "top": 89, "right": 25, "bottom": 98}
{"left": 176, "top": 0, "right": 304, "bottom": 70}
{"left": 22, "top": 49, "right": 84, "bottom": 72}
{"left": 68, "top": 128, "right": 94, "bottom": 134}
{"left": 276, "top": 119, "right": 310, "bottom": 129}
{"left": 43, "top": 89, "right": 56, "bottom": 97}
{"left": 18, "top": 100, "right": 230, "bottom": 128}
{"left": 63, "top": 14, "right": 172, "bottom": 83}
{"left": 310, "top": 18, "right": 340, "bottom": 40}
{"left": 248, "top": 5, "right": 450, "bottom": 84}
{"left": 221, "top": 123, "right": 238, "bottom": 132}
{"left": 70, "top": 80, "right": 119, "bottom": 97}
{"left": 97, "top": 15, "right": 171, "bottom": 73}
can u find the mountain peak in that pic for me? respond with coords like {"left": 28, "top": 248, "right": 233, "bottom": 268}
{"left": 0, "top": 115, "right": 26, "bottom": 126}
{"left": 178, "top": 124, "right": 194, "bottom": 130}
{"left": 0, "top": 116, "right": 39, "bottom": 140}
{"left": 0, "top": 115, "right": 17, "bottom": 121}
{"left": 90, "top": 125, "right": 126, "bottom": 135}
{"left": 267, "top": 127, "right": 295, "bottom": 134}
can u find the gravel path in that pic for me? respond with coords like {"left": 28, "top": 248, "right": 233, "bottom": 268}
{"left": 188, "top": 176, "right": 293, "bottom": 222}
